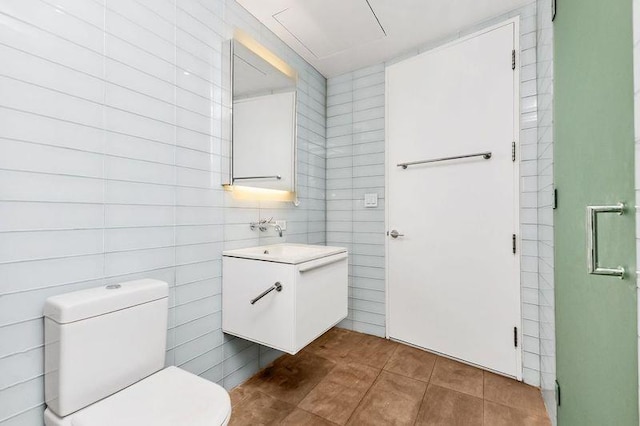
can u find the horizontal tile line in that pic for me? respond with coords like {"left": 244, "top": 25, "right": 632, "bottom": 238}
{"left": 0, "top": 251, "right": 104, "bottom": 266}
{"left": 0, "top": 137, "right": 223, "bottom": 174}
{"left": 1, "top": 266, "right": 188, "bottom": 300}
{"left": 0, "top": 314, "right": 44, "bottom": 329}
{"left": 0, "top": 74, "right": 218, "bottom": 138}
{"left": 0, "top": 317, "right": 42, "bottom": 330}
{"left": 0, "top": 343, "right": 43, "bottom": 361}
{"left": 10, "top": 0, "right": 224, "bottom": 98}
{"left": 348, "top": 305, "right": 385, "bottom": 316}
{"left": 0, "top": 167, "right": 233, "bottom": 190}
{"left": 174, "top": 3, "right": 226, "bottom": 42}
{"left": 0, "top": 106, "right": 215, "bottom": 156}
{"left": 0, "top": 402, "right": 45, "bottom": 423}
{"left": 0, "top": 225, "right": 221, "bottom": 234}
{"left": 168, "top": 317, "right": 221, "bottom": 346}
{"left": 168, "top": 311, "right": 221, "bottom": 334}
{"left": 175, "top": 275, "right": 221, "bottom": 288}
{"left": 0, "top": 9, "right": 103, "bottom": 55}
{"left": 348, "top": 295, "right": 385, "bottom": 304}
{"left": 102, "top": 3, "right": 175, "bottom": 46}
{"left": 327, "top": 91, "right": 384, "bottom": 108}
{"left": 221, "top": 351, "right": 260, "bottom": 379}
{"left": 0, "top": 372, "right": 44, "bottom": 393}
{"left": 350, "top": 318, "right": 385, "bottom": 328}
{"left": 176, "top": 348, "right": 223, "bottom": 373}
{"left": 172, "top": 293, "right": 220, "bottom": 310}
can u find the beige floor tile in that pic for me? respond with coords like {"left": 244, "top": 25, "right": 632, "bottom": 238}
{"left": 281, "top": 408, "right": 339, "bottom": 426}
{"left": 347, "top": 371, "right": 427, "bottom": 425}
{"left": 245, "top": 351, "right": 335, "bottom": 405}
{"left": 228, "top": 328, "right": 551, "bottom": 426}
{"left": 345, "top": 333, "right": 398, "bottom": 369}
{"left": 383, "top": 344, "right": 437, "bottom": 382}
{"left": 299, "top": 362, "right": 380, "bottom": 425}
{"left": 305, "top": 328, "right": 366, "bottom": 363}
{"left": 484, "top": 400, "right": 551, "bottom": 426}
{"left": 484, "top": 372, "right": 548, "bottom": 416}
{"left": 430, "top": 357, "right": 484, "bottom": 398}
{"left": 229, "top": 385, "right": 254, "bottom": 408}
{"left": 229, "top": 390, "right": 294, "bottom": 426}
{"left": 415, "top": 384, "right": 483, "bottom": 426}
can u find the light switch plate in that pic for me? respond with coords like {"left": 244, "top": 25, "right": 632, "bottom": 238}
{"left": 364, "top": 193, "right": 378, "bottom": 208}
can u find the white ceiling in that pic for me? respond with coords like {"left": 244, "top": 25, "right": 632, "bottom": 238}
{"left": 236, "top": 0, "right": 531, "bottom": 77}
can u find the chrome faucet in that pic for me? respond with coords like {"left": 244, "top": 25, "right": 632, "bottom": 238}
{"left": 269, "top": 222, "right": 283, "bottom": 237}
{"left": 250, "top": 218, "right": 283, "bottom": 237}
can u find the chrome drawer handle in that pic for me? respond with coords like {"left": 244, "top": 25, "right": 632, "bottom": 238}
{"left": 250, "top": 282, "right": 282, "bottom": 305}
{"left": 586, "top": 203, "right": 625, "bottom": 278}
{"left": 298, "top": 253, "right": 347, "bottom": 273}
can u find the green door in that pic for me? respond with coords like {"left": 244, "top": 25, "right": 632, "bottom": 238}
{"left": 555, "top": 0, "right": 638, "bottom": 424}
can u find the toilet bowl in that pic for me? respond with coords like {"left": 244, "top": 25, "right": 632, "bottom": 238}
{"left": 43, "top": 279, "right": 231, "bottom": 426}
{"left": 44, "top": 367, "right": 231, "bottom": 426}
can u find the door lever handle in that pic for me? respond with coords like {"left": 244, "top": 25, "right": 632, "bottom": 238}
{"left": 389, "top": 230, "right": 405, "bottom": 239}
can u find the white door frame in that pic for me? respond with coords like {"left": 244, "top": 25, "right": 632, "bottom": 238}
{"left": 384, "top": 17, "right": 522, "bottom": 381}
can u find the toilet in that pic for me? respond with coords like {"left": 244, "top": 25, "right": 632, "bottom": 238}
{"left": 43, "top": 279, "right": 232, "bottom": 426}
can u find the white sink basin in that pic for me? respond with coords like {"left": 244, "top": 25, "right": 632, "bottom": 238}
{"left": 222, "top": 243, "right": 347, "bottom": 265}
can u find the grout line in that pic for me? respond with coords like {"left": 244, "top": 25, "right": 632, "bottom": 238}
{"left": 482, "top": 370, "right": 486, "bottom": 425}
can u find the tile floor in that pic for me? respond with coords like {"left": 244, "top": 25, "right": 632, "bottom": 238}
{"left": 229, "top": 328, "right": 551, "bottom": 425}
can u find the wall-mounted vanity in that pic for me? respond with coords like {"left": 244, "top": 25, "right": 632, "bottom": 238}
{"left": 222, "top": 244, "right": 348, "bottom": 354}
{"left": 224, "top": 31, "right": 298, "bottom": 201}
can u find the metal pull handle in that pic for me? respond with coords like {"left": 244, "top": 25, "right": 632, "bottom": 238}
{"left": 234, "top": 175, "right": 282, "bottom": 181}
{"left": 299, "top": 253, "right": 348, "bottom": 273}
{"left": 250, "top": 282, "right": 282, "bottom": 305}
{"left": 586, "top": 203, "right": 625, "bottom": 278}
{"left": 389, "top": 230, "right": 404, "bottom": 239}
{"left": 397, "top": 152, "right": 491, "bottom": 169}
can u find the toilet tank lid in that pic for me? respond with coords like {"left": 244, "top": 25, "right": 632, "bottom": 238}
{"left": 44, "top": 279, "right": 169, "bottom": 324}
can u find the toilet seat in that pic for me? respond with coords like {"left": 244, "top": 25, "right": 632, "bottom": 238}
{"left": 44, "top": 367, "right": 231, "bottom": 426}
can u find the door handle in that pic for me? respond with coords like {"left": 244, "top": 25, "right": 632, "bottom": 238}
{"left": 389, "top": 230, "right": 404, "bottom": 239}
{"left": 586, "top": 203, "right": 625, "bottom": 278}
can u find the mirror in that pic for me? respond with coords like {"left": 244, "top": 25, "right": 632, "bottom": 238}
{"left": 230, "top": 34, "right": 297, "bottom": 195}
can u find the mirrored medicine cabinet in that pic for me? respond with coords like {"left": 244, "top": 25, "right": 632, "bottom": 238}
{"left": 224, "top": 30, "right": 298, "bottom": 202}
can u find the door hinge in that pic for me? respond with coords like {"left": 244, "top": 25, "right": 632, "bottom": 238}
{"left": 553, "top": 187, "right": 558, "bottom": 209}
{"left": 512, "top": 234, "right": 517, "bottom": 254}
{"left": 513, "top": 326, "right": 518, "bottom": 347}
{"left": 556, "top": 380, "right": 561, "bottom": 406}
{"left": 511, "top": 141, "right": 516, "bottom": 162}
{"left": 512, "top": 49, "right": 516, "bottom": 70}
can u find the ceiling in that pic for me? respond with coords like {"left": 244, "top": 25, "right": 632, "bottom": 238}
{"left": 236, "top": 0, "right": 531, "bottom": 77}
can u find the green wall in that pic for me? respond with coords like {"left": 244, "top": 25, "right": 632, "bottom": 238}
{"left": 554, "top": 0, "right": 638, "bottom": 424}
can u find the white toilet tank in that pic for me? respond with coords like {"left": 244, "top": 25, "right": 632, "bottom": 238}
{"left": 44, "top": 279, "right": 169, "bottom": 418}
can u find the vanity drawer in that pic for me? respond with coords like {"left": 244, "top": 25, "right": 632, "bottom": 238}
{"left": 222, "top": 257, "right": 295, "bottom": 352}
{"left": 222, "top": 252, "right": 348, "bottom": 354}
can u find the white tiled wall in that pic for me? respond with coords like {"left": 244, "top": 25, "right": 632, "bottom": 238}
{"left": 326, "top": 64, "right": 386, "bottom": 338}
{"left": 0, "top": 1, "right": 325, "bottom": 424}
{"left": 536, "top": 0, "right": 556, "bottom": 423}
{"left": 326, "top": 1, "right": 556, "bottom": 407}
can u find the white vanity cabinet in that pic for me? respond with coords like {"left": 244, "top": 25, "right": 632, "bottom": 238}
{"left": 222, "top": 244, "right": 348, "bottom": 354}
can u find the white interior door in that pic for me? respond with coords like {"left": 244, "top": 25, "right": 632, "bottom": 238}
{"left": 386, "top": 21, "right": 520, "bottom": 378}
